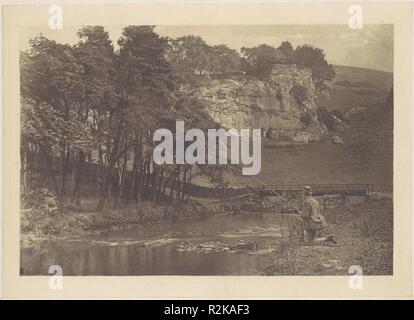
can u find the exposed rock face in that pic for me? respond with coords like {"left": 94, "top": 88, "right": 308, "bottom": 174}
{"left": 317, "top": 107, "right": 348, "bottom": 132}
{"left": 190, "top": 64, "right": 327, "bottom": 143}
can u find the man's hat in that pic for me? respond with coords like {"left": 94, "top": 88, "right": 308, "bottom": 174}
{"left": 303, "top": 185, "right": 312, "bottom": 194}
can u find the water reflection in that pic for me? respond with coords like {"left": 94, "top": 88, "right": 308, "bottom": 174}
{"left": 21, "top": 213, "right": 286, "bottom": 275}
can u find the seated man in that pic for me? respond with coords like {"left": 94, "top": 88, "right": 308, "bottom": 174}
{"left": 299, "top": 186, "right": 337, "bottom": 245}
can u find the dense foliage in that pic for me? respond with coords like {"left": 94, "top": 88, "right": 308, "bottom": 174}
{"left": 21, "top": 26, "right": 221, "bottom": 211}
{"left": 240, "top": 42, "right": 335, "bottom": 91}
{"left": 165, "top": 37, "right": 335, "bottom": 92}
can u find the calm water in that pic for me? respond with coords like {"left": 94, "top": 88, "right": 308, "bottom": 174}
{"left": 21, "top": 213, "right": 291, "bottom": 275}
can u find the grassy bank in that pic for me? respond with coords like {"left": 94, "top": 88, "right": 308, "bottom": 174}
{"left": 20, "top": 198, "right": 242, "bottom": 247}
{"left": 260, "top": 197, "right": 393, "bottom": 275}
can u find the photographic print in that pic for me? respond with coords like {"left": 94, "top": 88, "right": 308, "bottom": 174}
{"left": 1, "top": 2, "right": 412, "bottom": 299}
{"left": 18, "top": 24, "right": 394, "bottom": 276}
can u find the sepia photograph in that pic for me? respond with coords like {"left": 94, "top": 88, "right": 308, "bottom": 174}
{"left": 1, "top": 2, "right": 412, "bottom": 299}
{"left": 19, "top": 24, "right": 393, "bottom": 276}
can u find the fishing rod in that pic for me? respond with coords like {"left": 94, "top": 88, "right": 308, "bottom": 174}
{"left": 228, "top": 166, "right": 303, "bottom": 214}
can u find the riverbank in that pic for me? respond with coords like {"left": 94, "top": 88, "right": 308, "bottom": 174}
{"left": 21, "top": 192, "right": 393, "bottom": 276}
{"left": 20, "top": 198, "right": 243, "bottom": 248}
{"left": 260, "top": 197, "right": 393, "bottom": 275}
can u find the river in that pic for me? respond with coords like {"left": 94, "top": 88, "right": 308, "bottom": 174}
{"left": 21, "top": 213, "right": 291, "bottom": 275}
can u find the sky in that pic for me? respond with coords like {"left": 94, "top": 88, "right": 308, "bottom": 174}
{"left": 20, "top": 24, "right": 393, "bottom": 72}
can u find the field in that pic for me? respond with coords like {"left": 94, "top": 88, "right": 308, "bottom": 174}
{"left": 220, "top": 65, "right": 393, "bottom": 192}
{"left": 317, "top": 65, "right": 393, "bottom": 112}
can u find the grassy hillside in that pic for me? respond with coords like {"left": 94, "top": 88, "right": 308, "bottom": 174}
{"left": 316, "top": 65, "right": 393, "bottom": 112}
{"left": 222, "top": 65, "right": 393, "bottom": 191}
{"left": 331, "top": 65, "right": 393, "bottom": 90}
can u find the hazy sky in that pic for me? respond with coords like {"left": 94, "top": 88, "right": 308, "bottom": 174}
{"left": 20, "top": 24, "right": 393, "bottom": 72}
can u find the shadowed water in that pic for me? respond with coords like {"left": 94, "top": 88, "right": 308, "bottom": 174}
{"left": 21, "top": 213, "right": 290, "bottom": 275}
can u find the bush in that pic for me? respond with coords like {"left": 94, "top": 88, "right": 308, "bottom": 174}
{"left": 21, "top": 188, "right": 62, "bottom": 235}
{"left": 240, "top": 44, "right": 289, "bottom": 78}
{"left": 22, "top": 188, "right": 59, "bottom": 213}
{"left": 290, "top": 85, "right": 310, "bottom": 104}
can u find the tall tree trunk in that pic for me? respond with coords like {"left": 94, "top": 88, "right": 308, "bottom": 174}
{"left": 71, "top": 150, "right": 84, "bottom": 206}
{"left": 127, "top": 144, "right": 139, "bottom": 204}
{"left": 115, "top": 149, "right": 128, "bottom": 207}
{"left": 96, "top": 121, "right": 122, "bottom": 211}
{"left": 39, "top": 144, "right": 64, "bottom": 211}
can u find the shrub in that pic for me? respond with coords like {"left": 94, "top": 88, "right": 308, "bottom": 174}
{"left": 290, "top": 85, "right": 310, "bottom": 104}
{"left": 21, "top": 188, "right": 62, "bottom": 235}
{"left": 22, "top": 188, "right": 59, "bottom": 213}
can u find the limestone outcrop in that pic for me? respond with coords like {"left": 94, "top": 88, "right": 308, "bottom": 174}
{"left": 189, "top": 64, "right": 328, "bottom": 144}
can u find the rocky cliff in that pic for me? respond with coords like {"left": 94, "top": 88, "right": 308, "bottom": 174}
{"left": 190, "top": 64, "right": 327, "bottom": 144}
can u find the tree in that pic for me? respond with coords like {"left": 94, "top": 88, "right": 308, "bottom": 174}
{"left": 241, "top": 44, "right": 288, "bottom": 78}
{"left": 210, "top": 45, "right": 241, "bottom": 74}
{"left": 20, "top": 37, "right": 92, "bottom": 210}
{"left": 277, "top": 41, "right": 294, "bottom": 62}
{"left": 73, "top": 26, "right": 117, "bottom": 207}
{"left": 166, "top": 35, "right": 212, "bottom": 75}
{"left": 166, "top": 37, "right": 242, "bottom": 76}
{"left": 112, "top": 26, "right": 191, "bottom": 207}
{"left": 293, "top": 44, "right": 335, "bottom": 93}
